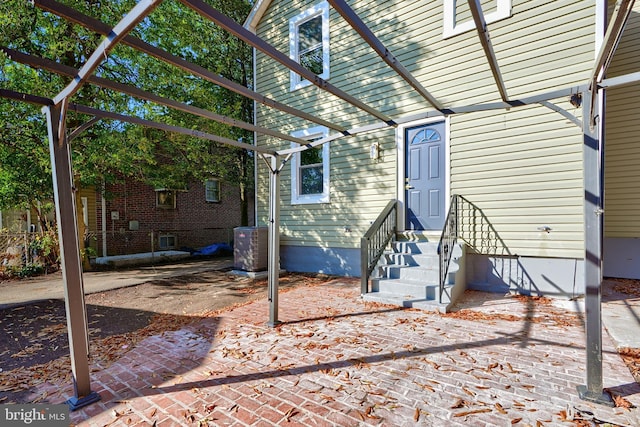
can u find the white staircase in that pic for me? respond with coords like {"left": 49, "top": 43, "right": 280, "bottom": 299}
{"left": 362, "top": 236, "right": 465, "bottom": 312}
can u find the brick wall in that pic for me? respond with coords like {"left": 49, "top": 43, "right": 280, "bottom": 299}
{"left": 95, "top": 179, "right": 253, "bottom": 256}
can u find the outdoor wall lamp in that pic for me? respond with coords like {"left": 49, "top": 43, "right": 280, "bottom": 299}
{"left": 369, "top": 142, "right": 380, "bottom": 159}
{"left": 537, "top": 225, "right": 552, "bottom": 233}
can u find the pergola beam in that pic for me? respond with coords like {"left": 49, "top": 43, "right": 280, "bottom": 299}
{"left": 34, "top": 0, "right": 347, "bottom": 134}
{"left": 587, "top": 0, "right": 635, "bottom": 126}
{"left": 590, "top": 0, "right": 635, "bottom": 85}
{"left": 0, "top": 89, "right": 277, "bottom": 155}
{"left": 52, "top": 0, "right": 162, "bottom": 105}
{"left": 327, "top": 0, "right": 444, "bottom": 112}
{"left": 599, "top": 71, "right": 640, "bottom": 88}
{"left": 468, "top": 0, "right": 510, "bottom": 104}
{"left": 69, "top": 103, "right": 276, "bottom": 155}
{"left": 1, "top": 47, "right": 312, "bottom": 146}
{"left": 178, "top": 0, "right": 395, "bottom": 125}
{"left": 278, "top": 84, "right": 586, "bottom": 156}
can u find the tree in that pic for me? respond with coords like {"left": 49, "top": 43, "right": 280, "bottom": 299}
{"left": 0, "top": 0, "right": 254, "bottom": 226}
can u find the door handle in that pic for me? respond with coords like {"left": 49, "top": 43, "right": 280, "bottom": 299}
{"left": 405, "top": 184, "right": 414, "bottom": 190}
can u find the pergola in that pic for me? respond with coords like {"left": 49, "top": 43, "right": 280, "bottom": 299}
{"left": 1, "top": 0, "right": 637, "bottom": 410}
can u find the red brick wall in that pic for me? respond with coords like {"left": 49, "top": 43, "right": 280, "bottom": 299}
{"left": 95, "top": 179, "right": 253, "bottom": 256}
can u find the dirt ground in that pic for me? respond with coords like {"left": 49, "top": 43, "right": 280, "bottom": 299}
{"left": 0, "top": 268, "right": 331, "bottom": 404}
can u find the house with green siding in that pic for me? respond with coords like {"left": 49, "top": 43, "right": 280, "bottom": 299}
{"left": 244, "top": 0, "right": 640, "bottom": 306}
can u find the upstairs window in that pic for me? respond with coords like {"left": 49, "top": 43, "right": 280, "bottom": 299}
{"left": 205, "top": 179, "right": 220, "bottom": 202}
{"left": 291, "top": 127, "right": 330, "bottom": 204}
{"left": 443, "top": 0, "right": 511, "bottom": 38}
{"left": 156, "top": 189, "right": 176, "bottom": 209}
{"left": 290, "top": 1, "right": 330, "bottom": 91}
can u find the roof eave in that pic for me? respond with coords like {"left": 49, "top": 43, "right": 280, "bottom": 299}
{"left": 243, "top": 0, "right": 273, "bottom": 33}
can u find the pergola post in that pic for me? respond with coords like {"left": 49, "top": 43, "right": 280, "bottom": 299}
{"left": 267, "top": 155, "right": 281, "bottom": 327}
{"left": 43, "top": 104, "right": 100, "bottom": 410}
{"left": 577, "top": 90, "right": 613, "bottom": 406}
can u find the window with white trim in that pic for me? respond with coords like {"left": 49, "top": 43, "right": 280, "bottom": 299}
{"left": 291, "top": 126, "right": 330, "bottom": 204}
{"left": 289, "top": 1, "right": 330, "bottom": 91}
{"left": 443, "top": 0, "right": 511, "bottom": 38}
{"left": 205, "top": 179, "right": 220, "bottom": 202}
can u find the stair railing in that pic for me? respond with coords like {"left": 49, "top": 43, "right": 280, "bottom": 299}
{"left": 437, "top": 194, "right": 459, "bottom": 303}
{"left": 361, "top": 199, "right": 397, "bottom": 295}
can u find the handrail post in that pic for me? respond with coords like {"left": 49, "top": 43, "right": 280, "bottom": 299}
{"left": 360, "top": 200, "right": 397, "bottom": 297}
{"left": 361, "top": 236, "right": 369, "bottom": 295}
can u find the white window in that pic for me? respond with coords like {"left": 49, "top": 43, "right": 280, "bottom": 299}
{"left": 443, "top": 0, "right": 511, "bottom": 39}
{"left": 289, "top": 1, "right": 330, "bottom": 91}
{"left": 155, "top": 189, "right": 176, "bottom": 209}
{"left": 205, "top": 179, "right": 220, "bottom": 202}
{"left": 291, "top": 127, "right": 330, "bottom": 204}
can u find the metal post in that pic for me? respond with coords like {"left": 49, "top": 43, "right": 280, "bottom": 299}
{"left": 267, "top": 155, "right": 281, "bottom": 327}
{"left": 577, "top": 90, "right": 613, "bottom": 406}
{"left": 43, "top": 105, "right": 100, "bottom": 410}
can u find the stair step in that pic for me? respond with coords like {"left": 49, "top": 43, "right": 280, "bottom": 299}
{"left": 379, "top": 265, "right": 439, "bottom": 282}
{"left": 372, "top": 278, "right": 439, "bottom": 298}
{"left": 392, "top": 241, "right": 439, "bottom": 254}
{"left": 362, "top": 292, "right": 451, "bottom": 313}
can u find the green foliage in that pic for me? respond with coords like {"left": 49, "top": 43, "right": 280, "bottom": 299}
{"left": 29, "top": 228, "right": 60, "bottom": 267}
{"left": 4, "top": 263, "right": 45, "bottom": 278}
{"left": 0, "top": 0, "right": 254, "bottom": 221}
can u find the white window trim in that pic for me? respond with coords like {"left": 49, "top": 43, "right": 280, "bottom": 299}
{"left": 205, "top": 179, "right": 221, "bottom": 203}
{"left": 443, "top": 0, "right": 511, "bottom": 39}
{"left": 291, "top": 126, "right": 330, "bottom": 204}
{"left": 289, "top": 1, "right": 330, "bottom": 91}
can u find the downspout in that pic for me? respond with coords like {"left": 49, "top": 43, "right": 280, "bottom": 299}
{"left": 101, "top": 182, "right": 107, "bottom": 257}
{"left": 253, "top": 45, "right": 259, "bottom": 227}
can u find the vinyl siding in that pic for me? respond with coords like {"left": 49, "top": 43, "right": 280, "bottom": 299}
{"left": 450, "top": 102, "right": 585, "bottom": 259}
{"left": 604, "top": 2, "right": 640, "bottom": 238}
{"left": 253, "top": 0, "right": 596, "bottom": 256}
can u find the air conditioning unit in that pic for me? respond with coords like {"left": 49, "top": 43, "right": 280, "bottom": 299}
{"left": 233, "top": 226, "right": 268, "bottom": 272}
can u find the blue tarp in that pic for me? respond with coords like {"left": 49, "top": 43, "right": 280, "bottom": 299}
{"left": 190, "top": 243, "right": 233, "bottom": 256}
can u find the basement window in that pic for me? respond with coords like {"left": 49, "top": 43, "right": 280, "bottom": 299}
{"left": 158, "top": 234, "right": 176, "bottom": 250}
{"left": 443, "top": 0, "right": 511, "bottom": 39}
{"left": 289, "top": 1, "right": 330, "bottom": 91}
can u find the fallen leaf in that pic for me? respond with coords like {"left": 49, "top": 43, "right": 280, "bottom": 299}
{"left": 511, "top": 418, "right": 522, "bottom": 424}
{"left": 284, "top": 408, "right": 297, "bottom": 422}
{"left": 450, "top": 398, "right": 466, "bottom": 409}
{"left": 462, "top": 386, "right": 476, "bottom": 397}
{"left": 413, "top": 408, "right": 420, "bottom": 422}
{"left": 495, "top": 403, "right": 507, "bottom": 414}
{"left": 453, "top": 408, "right": 492, "bottom": 417}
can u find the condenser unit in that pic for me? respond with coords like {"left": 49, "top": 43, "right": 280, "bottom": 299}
{"left": 233, "top": 226, "right": 268, "bottom": 272}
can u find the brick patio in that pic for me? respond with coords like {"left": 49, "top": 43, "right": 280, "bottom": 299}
{"left": 30, "top": 279, "right": 640, "bottom": 426}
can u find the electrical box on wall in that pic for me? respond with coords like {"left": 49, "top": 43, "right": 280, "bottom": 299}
{"left": 110, "top": 211, "right": 119, "bottom": 220}
{"left": 129, "top": 220, "right": 139, "bottom": 231}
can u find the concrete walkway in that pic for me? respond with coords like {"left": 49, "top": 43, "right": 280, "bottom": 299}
{"left": 0, "top": 257, "right": 233, "bottom": 308}
{"left": 14, "top": 278, "right": 640, "bottom": 426}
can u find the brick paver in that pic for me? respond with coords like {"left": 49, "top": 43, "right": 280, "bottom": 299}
{"left": 30, "top": 279, "right": 640, "bottom": 426}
